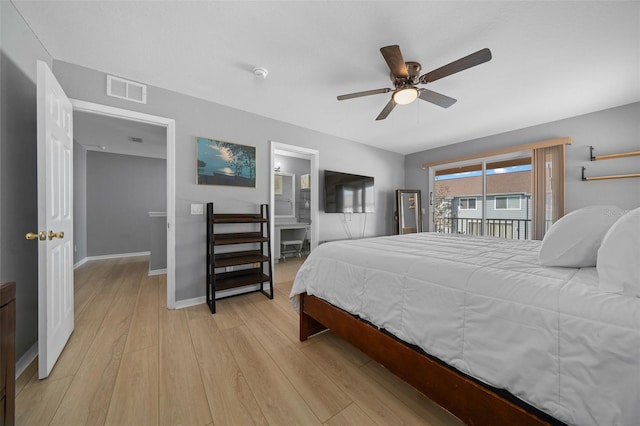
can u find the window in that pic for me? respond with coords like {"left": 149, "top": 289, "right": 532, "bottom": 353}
{"left": 429, "top": 138, "right": 569, "bottom": 240}
{"left": 432, "top": 155, "right": 532, "bottom": 240}
{"left": 495, "top": 196, "right": 521, "bottom": 210}
{"left": 459, "top": 197, "right": 477, "bottom": 210}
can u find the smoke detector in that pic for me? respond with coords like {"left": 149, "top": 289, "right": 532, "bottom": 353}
{"left": 253, "top": 67, "right": 268, "bottom": 79}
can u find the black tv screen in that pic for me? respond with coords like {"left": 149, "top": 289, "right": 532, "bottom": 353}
{"left": 324, "top": 170, "right": 375, "bottom": 213}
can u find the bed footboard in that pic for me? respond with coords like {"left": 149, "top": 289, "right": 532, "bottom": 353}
{"left": 298, "top": 292, "right": 562, "bottom": 426}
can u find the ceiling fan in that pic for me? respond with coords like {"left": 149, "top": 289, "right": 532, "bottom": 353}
{"left": 337, "top": 45, "right": 492, "bottom": 120}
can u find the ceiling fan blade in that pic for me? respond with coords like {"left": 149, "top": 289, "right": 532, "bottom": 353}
{"left": 419, "top": 48, "right": 492, "bottom": 84}
{"left": 376, "top": 98, "right": 397, "bottom": 121}
{"left": 418, "top": 89, "right": 457, "bottom": 108}
{"left": 337, "top": 88, "right": 391, "bottom": 101}
{"left": 380, "top": 45, "right": 409, "bottom": 79}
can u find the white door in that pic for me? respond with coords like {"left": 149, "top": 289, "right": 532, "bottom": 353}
{"left": 36, "top": 60, "right": 74, "bottom": 379}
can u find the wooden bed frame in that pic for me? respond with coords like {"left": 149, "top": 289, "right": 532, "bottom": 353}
{"left": 299, "top": 292, "right": 564, "bottom": 426}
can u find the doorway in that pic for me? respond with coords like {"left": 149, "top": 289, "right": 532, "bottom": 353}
{"left": 269, "top": 142, "right": 319, "bottom": 274}
{"left": 70, "top": 100, "right": 177, "bottom": 308}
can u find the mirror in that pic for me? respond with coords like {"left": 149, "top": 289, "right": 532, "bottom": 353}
{"left": 275, "top": 172, "right": 296, "bottom": 217}
{"left": 395, "top": 189, "right": 423, "bottom": 234}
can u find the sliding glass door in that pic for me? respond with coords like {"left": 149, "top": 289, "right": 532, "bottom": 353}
{"left": 432, "top": 154, "right": 533, "bottom": 240}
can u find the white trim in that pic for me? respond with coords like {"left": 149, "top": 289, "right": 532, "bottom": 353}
{"left": 148, "top": 268, "right": 167, "bottom": 276}
{"left": 173, "top": 283, "right": 264, "bottom": 309}
{"left": 216, "top": 284, "right": 262, "bottom": 299}
{"left": 70, "top": 99, "right": 177, "bottom": 309}
{"left": 15, "top": 342, "right": 38, "bottom": 380}
{"left": 85, "top": 251, "right": 150, "bottom": 261}
{"left": 74, "top": 257, "right": 89, "bottom": 269}
{"left": 170, "top": 286, "right": 268, "bottom": 310}
{"left": 71, "top": 99, "right": 167, "bottom": 125}
{"left": 270, "top": 142, "right": 319, "bottom": 270}
{"left": 148, "top": 211, "right": 167, "bottom": 217}
{"left": 75, "top": 252, "right": 149, "bottom": 267}
{"left": 174, "top": 296, "right": 205, "bottom": 309}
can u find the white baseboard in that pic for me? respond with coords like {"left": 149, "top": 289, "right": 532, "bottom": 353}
{"left": 74, "top": 257, "right": 89, "bottom": 269}
{"left": 174, "top": 296, "right": 206, "bottom": 309}
{"left": 148, "top": 268, "right": 167, "bottom": 276}
{"left": 15, "top": 342, "right": 38, "bottom": 380}
{"left": 82, "top": 251, "right": 150, "bottom": 263}
{"left": 75, "top": 252, "right": 151, "bottom": 269}
{"left": 173, "top": 284, "right": 263, "bottom": 310}
{"left": 216, "top": 284, "right": 262, "bottom": 299}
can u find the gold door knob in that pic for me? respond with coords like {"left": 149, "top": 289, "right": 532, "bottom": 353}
{"left": 48, "top": 230, "right": 64, "bottom": 240}
{"left": 26, "top": 231, "right": 47, "bottom": 241}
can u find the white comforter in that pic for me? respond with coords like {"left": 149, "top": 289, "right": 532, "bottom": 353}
{"left": 290, "top": 233, "right": 640, "bottom": 426}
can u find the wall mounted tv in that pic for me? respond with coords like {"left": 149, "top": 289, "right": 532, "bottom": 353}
{"left": 324, "top": 170, "right": 375, "bottom": 213}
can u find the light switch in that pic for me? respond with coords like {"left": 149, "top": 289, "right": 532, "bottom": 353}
{"left": 190, "top": 203, "right": 204, "bottom": 215}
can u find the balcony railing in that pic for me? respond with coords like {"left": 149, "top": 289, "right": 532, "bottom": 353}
{"left": 434, "top": 217, "right": 532, "bottom": 240}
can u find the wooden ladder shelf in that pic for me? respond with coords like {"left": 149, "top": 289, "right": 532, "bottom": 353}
{"left": 205, "top": 203, "right": 274, "bottom": 314}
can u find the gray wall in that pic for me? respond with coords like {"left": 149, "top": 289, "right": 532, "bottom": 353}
{"left": 73, "top": 141, "right": 87, "bottom": 263}
{"left": 52, "top": 60, "right": 404, "bottom": 302}
{"left": 406, "top": 102, "right": 640, "bottom": 229}
{"left": 0, "top": 1, "right": 53, "bottom": 361}
{"left": 87, "top": 151, "right": 166, "bottom": 256}
{"left": 149, "top": 215, "right": 167, "bottom": 271}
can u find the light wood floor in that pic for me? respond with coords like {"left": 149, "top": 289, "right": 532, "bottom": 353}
{"left": 15, "top": 256, "right": 463, "bottom": 426}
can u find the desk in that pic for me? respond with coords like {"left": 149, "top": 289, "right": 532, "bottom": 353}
{"left": 275, "top": 223, "right": 309, "bottom": 261}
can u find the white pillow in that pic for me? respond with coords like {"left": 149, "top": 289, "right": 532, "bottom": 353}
{"left": 597, "top": 207, "right": 640, "bottom": 296}
{"left": 539, "top": 205, "right": 626, "bottom": 267}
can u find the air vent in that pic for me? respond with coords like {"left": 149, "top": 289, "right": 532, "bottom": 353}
{"left": 129, "top": 137, "right": 143, "bottom": 143}
{"left": 107, "top": 75, "right": 147, "bottom": 104}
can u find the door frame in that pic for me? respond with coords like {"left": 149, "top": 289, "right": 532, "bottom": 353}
{"left": 269, "top": 141, "right": 319, "bottom": 261}
{"left": 71, "top": 99, "right": 177, "bottom": 308}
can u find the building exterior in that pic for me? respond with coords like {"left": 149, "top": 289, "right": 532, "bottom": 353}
{"left": 435, "top": 170, "right": 532, "bottom": 239}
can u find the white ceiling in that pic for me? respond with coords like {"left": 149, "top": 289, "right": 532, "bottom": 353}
{"left": 74, "top": 111, "right": 166, "bottom": 159}
{"left": 14, "top": 1, "right": 640, "bottom": 155}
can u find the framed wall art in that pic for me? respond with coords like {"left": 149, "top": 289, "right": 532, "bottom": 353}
{"left": 196, "top": 137, "right": 256, "bottom": 187}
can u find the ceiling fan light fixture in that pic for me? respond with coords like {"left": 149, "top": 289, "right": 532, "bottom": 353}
{"left": 393, "top": 87, "right": 418, "bottom": 105}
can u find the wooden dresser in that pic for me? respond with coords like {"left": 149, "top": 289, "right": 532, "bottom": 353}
{"left": 0, "top": 282, "right": 16, "bottom": 426}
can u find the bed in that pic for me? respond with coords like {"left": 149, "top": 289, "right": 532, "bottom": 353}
{"left": 290, "top": 232, "right": 640, "bottom": 426}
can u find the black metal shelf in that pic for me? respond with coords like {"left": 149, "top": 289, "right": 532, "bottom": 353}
{"left": 213, "top": 232, "right": 269, "bottom": 245}
{"left": 214, "top": 269, "right": 271, "bottom": 292}
{"left": 206, "top": 203, "right": 274, "bottom": 314}
{"left": 214, "top": 250, "right": 270, "bottom": 267}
